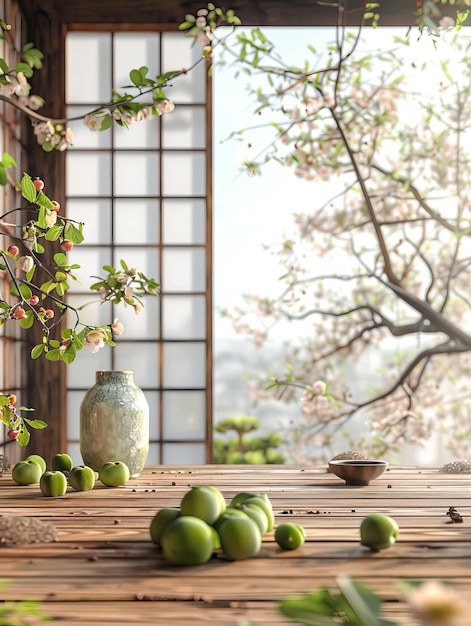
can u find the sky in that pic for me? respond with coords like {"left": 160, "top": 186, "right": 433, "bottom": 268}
{"left": 212, "top": 25, "right": 457, "bottom": 340}
{"left": 212, "top": 26, "right": 398, "bottom": 339}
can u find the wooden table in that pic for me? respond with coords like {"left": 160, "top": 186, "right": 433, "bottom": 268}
{"left": 1, "top": 464, "right": 470, "bottom": 625}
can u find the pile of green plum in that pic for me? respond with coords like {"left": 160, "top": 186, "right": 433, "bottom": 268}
{"left": 150, "top": 485, "right": 306, "bottom": 565}
{"left": 11, "top": 453, "right": 130, "bottom": 496}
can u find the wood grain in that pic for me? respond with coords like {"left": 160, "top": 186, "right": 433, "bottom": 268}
{"left": 0, "top": 464, "right": 469, "bottom": 625}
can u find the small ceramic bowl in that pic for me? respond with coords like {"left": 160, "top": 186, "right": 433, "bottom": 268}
{"left": 328, "top": 459, "right": 388, "bottom": 486}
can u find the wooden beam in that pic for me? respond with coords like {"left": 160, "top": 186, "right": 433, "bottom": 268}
{"left": 18, "top": 0, "right": 456, "bottom": 27}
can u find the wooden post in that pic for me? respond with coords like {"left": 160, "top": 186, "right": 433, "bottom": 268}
{"left": 20, "top": 3, "right": 67, "bottom": 463}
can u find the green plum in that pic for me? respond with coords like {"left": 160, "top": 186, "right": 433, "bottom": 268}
{"left": 68, "top": 465, "right": 96, "bottom": 491}
{"left": 161, "top": 516, "right": 215, "bottom": 566}
{"left": 149, "top": 507, "right": 180, "bottom": 545}
{"left": 180, "top": 486, "right": 226, "bottom": 525}
{"left": 24, "top": 454, "right": 46, "bottom": 474}
{"left": 239, "top": 502, "right": 269, "bottom": 535}
{"left": 243, "top": 496, "right": 275, "bottom": 531}
{"left": 217, "top": 513, "right": 262, "bottom": 561}
{"left": 213, "top": 507, "right": 249, "bottom": 530}
{"left": 51, "top": 453, "right": 73, "bottom": 473}
{"left": 12, "top": 460, "right": 42, "bottom": 485}
{"left": 99, "top": 461, "right": 130, "bottom": 487}
{"left": 360, "top": 513, "right": 399, "bottom": 551}
{"left": 275, "top": 522, "right": 305, "bottom": 550}
{"left": 40, "top": 470, "right": 68, "bottom": 497}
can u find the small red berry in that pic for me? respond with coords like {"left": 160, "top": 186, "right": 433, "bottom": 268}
{"left": 7, "top": 430, "right": 19, "bottom": 440}
{"left": 44, "top": 309, "right": 54, "bottom": 319}
{"left": 51, "top": 201, "right": 60, "bottom": 213}
{"left": 13, "top": 307, "right": 26, "bottom": 319}
{"left": 33, "top": 178, "right": 44, "bottom": 191}
{"left": 29, "top": 295, "right": 40, "bottom": 306}
{"left": 7, "top": 245, "right": 19, "bottom": 257}
{"left": 61, "top": 241, "right": 73, "bottom": 252}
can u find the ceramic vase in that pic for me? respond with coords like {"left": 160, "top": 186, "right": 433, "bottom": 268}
{"left": 80, "top": 370, "right": 149, "bottom": 477}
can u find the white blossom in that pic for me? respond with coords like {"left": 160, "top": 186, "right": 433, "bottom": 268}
{"left": 154, "top": 99, "right": 175, "bottom": 114}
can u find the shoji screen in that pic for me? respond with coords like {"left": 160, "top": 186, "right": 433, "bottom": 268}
{"left": 64, "top": 29, "right": 211, "bottom": 465}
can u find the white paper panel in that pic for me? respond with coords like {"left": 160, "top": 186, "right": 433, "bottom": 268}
{"left": 162, "top": 295, "right": 205, "bottom": 339}
{"left": 65, "top": 347, "right": 112, "bottom": 387}
{"left": 162, "top": 106, "right": 206, "bottom": 149}
{"left": 163, "top": 342, "right": 205, "bottom": 388}
{"left": 162, "top": 443, "right": 206, "bottom": 464}
{"left": 113, "top": 151, "right": 159, "bottom": 196}
{"left": 162, "top": 248, "right": 205, "bottom": 292}
{"left": 113, "top": 33, "right": 160, "bottom": 92}
{"left": 162, "top": 391, "right": 206, "bottom": 439}
{"left": 113, "top": 343, "right": 159, "bottom": 387}
{"left": 66, "top": 199, "right": 112, "bottom": 245}
{"left": 66, "top": 390, "right": 83, "bottom": 439}
{"left": 146, "top": 391, "right": 160, "bottom": 439}
{"left": 67, "top": 152, "right": 112, "bottom": 195}
{"left": 114, "top": 117, "right": 160, "bottom": 149}
{"left": 113, "top": 247, "right": 159, "bottom": 280}
{"left": 66, "top": 443, "right": 83, "bottom": 467}
{"left": 162, "top": 33, "right": 206, "bottom": 103}
{"left": 66, "top": 33, "right": 112, "bottom": 103}
{"left": 163, "top": 199, "right": 205, "bottom": 244}
{"left": 162, "top": 151, "right": 205, "bottom": 196}
{"left": 114, "top": 199, "right": 159, "bottom": 245}
{"left": 113, "top": 294, "right": 159, "bottom": 341}
{"left": 147, "top": 443, "right": 160, "bottom": 464}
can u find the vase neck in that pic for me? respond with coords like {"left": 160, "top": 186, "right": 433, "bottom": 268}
{"left": 95, "top": 371, "right": 134, "bottom": 385}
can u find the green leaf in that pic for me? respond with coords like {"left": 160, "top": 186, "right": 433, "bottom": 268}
{"left": 36, "top": 205, "right": 47, "bottom": 228}
{"left": 26, "top": 263, "right": 36, "bottom": 282}
{"left": 17, "top": 427, "right": 30, "bottom": 446}
{"left": 130, "top": 68, "right": 143, "bottom": 87}
{"left": 64, "top": 222, "right": 84, "bottom": 244}
{"left": 21, "top": 172, "right": 37, "bottom": 203}
{"left": 36, "top": 190, "right": 54, "bottom": 209}
{"left": 45, "top": 349, "right": 62, "bottom": 361}
{"left": 20, "top": 311, "right": 34, "bottom": 329}
{"left": 100, "top": 114, "right": 113, "bottom": 131}
{"left": 178, "top": 20, "right": 196, "bottom": 30}
{"left": 53, "top": 252, "right": 68, "bottom": 267}
{"left": 23, "top": 418, "right": 47, "bottom": 429}
{"left": 337, "top": 576, "right": 385, "bottom": 626}
{"left": 19, "top": 283, "right": 32, "bottom": 300}
{"left": 0, "top": 165, "right": 6, "bottom": 186}
{"left": 45, "top": 224, "right": 63, "bottom": 241}
{"left": 61, "top": 343, "right": 77, "bottom": 364}
{"left": 15, "top": 61, "right": 33, "bottom": 77}
{"left": 39, "top": 279, "right": 55, "bottom": 294}
{"left": 31, "top": 344, "right": 44, "bottom": 359}
{"left": 0, "top": 151, "right": 16, "bottom": 168}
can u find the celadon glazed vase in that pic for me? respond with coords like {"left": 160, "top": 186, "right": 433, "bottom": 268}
{"left": 79, "top": 371, "right": 149, "bottom": 477}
